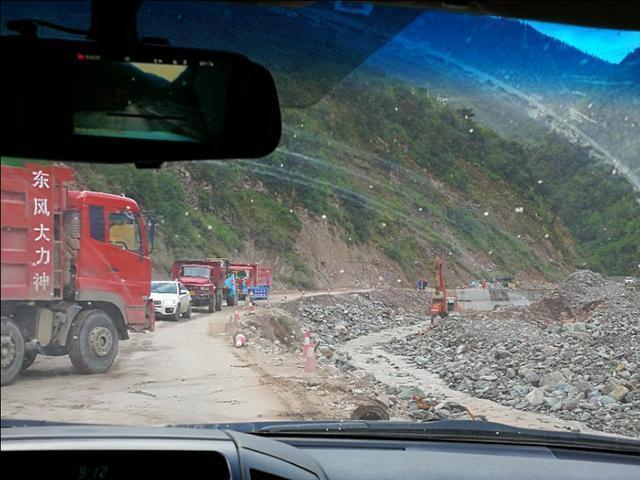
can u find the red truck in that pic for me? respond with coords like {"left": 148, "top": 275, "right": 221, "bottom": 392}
{"left": 228, "top": 263, "right": 272, "bottom": 301}
{"left": 171, "top": 258, "right": 233, "bottom": 312}
{"left": 1, "top": 163, "right": 155, "bottom": 386}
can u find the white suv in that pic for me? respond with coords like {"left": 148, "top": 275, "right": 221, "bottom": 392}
{"left": 150, "top": 281, "right": 192, "bottom": 321}
{"left": 624, "top": 277, "right": 635, "bottom": 287}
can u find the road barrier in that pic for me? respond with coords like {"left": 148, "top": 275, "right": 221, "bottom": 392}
{"left": 234, "top": 333, "right": 246, "bottom": 348}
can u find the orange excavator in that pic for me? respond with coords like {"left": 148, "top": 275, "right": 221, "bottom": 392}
{"left": 429, "top": 256, "right": 448, "bottom": 318}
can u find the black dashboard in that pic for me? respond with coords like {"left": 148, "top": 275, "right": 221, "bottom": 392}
{"left": 2, "top": 426, "right": 639, "bottom": 480}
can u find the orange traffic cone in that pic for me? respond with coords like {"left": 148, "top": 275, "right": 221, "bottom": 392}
{"left": 234, "top": 309, "right": 240, "bottom": 322}
{"left": 302, "top": 330, "right": 317, "bottom": 374}
{"left": 248, "top": 302, "right": 256, "bottom": 315}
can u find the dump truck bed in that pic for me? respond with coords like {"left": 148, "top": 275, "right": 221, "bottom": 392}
{"left": 1, "top": 164, "right": 74, "bottom": 301}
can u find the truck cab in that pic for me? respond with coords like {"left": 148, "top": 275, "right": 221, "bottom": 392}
{"left": 68, "top": 191, "right": 153, "bottom": 330}
{"left": 171, "top": 258, "right": 230, "bottom": 312}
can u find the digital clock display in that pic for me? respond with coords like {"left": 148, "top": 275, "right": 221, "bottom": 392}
{"left": 77, "top": 465, "right": 110, "bottom": 480}
{"left": 5, "top": 451, "right": 230, "bottom": 479}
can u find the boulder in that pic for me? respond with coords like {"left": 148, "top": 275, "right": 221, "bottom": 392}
{"left": 540, "top": 370, "right": 566, "bottom": 387}
{"left": 398, "top": 386, "right": 426, "bottom": 400}
{"left": 521, "top": 368, "right": 541, "bottom": 386}
{"left": 609, "top": 385, "right": 630, "bottom": 402}
{"left": 334, "top": 323, "right": 348, "bottom": 336}
{"left": 525, "top": 388, "right": 544, "bottom": 407}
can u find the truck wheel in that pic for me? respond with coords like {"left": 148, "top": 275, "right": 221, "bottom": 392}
{"left": 182, "top": 302, "right": 192, "bottom": 319}
{"left": 208, "top": 297, "right": 215, "bottom": 313}
{"left": 1, "top": 317, "right": 25, "bottom": 386}
{"left": 21, "top": 350, "right": 38, "bottom": 372}
{"left": 68, "top": 310, "right": 119, "bottom": 374}
{"left": 215, "top": 291, "right": 223, "bottom": 311}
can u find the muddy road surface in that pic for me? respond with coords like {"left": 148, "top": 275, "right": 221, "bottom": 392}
{"left": 1, "top": 309, "right": 285, "bottom": 425}
{"left": 0, "top": 290, "right": 367, "bottom": 426}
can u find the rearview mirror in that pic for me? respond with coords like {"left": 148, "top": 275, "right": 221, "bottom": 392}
{"left": 1, "top": 38, "right": 281, "bottom": 165}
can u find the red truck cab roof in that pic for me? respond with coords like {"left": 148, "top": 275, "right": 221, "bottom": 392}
{"left": 68, "top": 190, "right": 142, "bottom": 212}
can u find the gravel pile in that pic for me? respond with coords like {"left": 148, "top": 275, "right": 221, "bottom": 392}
{"left": 384, "top": 271, "right": 640, "bottom": 436}
{"left": 284, "top": 291, "right": 429, "bottom": 344}
{"left": 519, "top": 270, "right": 624, "bottom": 324}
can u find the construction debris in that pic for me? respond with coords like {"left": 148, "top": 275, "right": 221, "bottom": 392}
{"left": 384, "top": 271, "right": 640, "bottom": 436}
{"left": 245, "top": 274, "right": 638, "bottom": 436}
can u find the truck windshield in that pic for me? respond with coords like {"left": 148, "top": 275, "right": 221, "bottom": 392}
{"left": 151, "top": 282, "right": 177, "bottom": 294}
{"left": 181, "top": 266, "right": 210, "bottom": 278}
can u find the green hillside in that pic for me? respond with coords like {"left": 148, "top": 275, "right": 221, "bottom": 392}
{"left": 70, "top": 68, "right": 639, "bottom": 284}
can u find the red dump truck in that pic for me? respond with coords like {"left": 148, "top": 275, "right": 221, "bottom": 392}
{"left": 1, "top": 163, "right": 155, "bottom": 385}
{"left": 171, "top": 258, "right": 231, "bottom": 312}
{"left": 228, "top": 263, "right": 272, "bottom": 301}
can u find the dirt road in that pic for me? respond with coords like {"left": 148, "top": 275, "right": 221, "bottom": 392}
{"left": 0, "top": 290, "right": 368, "bottom": 426}
{"left": 1, "top": 309, "right": 284, "bottom": 425}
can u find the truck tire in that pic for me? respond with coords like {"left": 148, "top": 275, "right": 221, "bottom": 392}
{"left": 215, "top": 291, "right": 223, "bottom": 311}
{"left": 68, "top": 309, "right": 119, "bottom": 374}
{"left": 208, "top": 296, "right": 215, "bottom": 313}
{"left": 21, "top": 351, "right": 37, "bottom": 372}
{"left": 1, "top": 317, "right": 25, "bottom": 386}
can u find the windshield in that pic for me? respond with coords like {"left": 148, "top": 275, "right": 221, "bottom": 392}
{"left": 1, "top": 1, "right": 638, "bottom": 441}
{"left": 181, "top": 266, "right": 210, "bottom": 278}
{"left": 151, "top": 282, "right": 177, "bottom": 294}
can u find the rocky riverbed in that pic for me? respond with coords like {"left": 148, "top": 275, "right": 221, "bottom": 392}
{"left": 384, "top": 271, "right": 640, "bottom": 436}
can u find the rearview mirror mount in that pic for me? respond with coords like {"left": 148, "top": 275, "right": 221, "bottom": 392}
{"left": 1, "top": 38, "right": 281, "bottom": 165}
